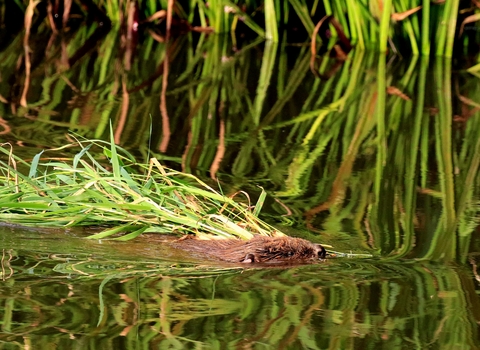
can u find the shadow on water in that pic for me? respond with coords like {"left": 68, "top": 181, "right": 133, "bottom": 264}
{"left": 1, "top": 14, "right": 480, "bottom": 349}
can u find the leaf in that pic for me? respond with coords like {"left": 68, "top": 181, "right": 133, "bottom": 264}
{"left": 29, "top": 150, "right": 44, "bottom": 178}
{"left": 391, "top": 6, "right": 422, "bottom": 21}
{"left": 144, "top": 10, "right": 166, "bottom": 23}
{"left": 387, "top": 86, "right": 411, "bottom": 101}
{"left": 253, "top": 187, "right": 267, "bottom": 217}
{"left": 73, "top": 144, "right": 92, "bottom": 170}
{"left": 86, "top": 223, "right": 138, "bottom": 240}
{"left": 113, "top": 226, "right": 148, "bottom": 241}
{"left": 459, "top": 13, "right": 480, "bottom": 37}
{"left": 109, "top": 121, "right": 121, "bottom": 179}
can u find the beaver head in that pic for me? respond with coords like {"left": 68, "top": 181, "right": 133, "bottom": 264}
{"left": 239, "top": 236, "right": 326, "bottom": 263}
{"left": 174, "top": 235, "right": 326, "bottom": 264}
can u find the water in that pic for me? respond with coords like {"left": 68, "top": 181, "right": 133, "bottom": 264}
{"left": 1, "top": 227, "right": 479, "bottom": 349}
{"left": 1, "top": 20, "right": 480, "bottom": 349}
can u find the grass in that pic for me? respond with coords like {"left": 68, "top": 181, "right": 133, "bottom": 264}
{"left": 2, "top": 0, "right": 475, "bottom": 57}
{"left": 0, "top": 130, "right": 284, "bottom": 241}
{"left": 0, "top": 129, "right": 373, "bottom": 259}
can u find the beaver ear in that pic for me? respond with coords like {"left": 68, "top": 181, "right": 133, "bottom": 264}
{"left": 315, "top": 245, "right": 326, "bottom": 259}
{"left": 241, "top": 253, "right": 256, "bottom": 263}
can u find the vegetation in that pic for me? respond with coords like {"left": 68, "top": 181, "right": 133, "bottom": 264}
{"left": 0, "top": 18, "right": 479, "bottom": 263}
{"left": 1, "top": 3, "right": 480, "bottom": 349}
{"left": 1, "top": 0, "right": 478, "bottom": 57}
{"left": 0, "top": 130, "right": 284, "bottom": 241}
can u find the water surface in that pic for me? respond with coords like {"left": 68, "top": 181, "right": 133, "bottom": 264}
{"left": 1, "top": 226, "right": 479, "bottom": 349}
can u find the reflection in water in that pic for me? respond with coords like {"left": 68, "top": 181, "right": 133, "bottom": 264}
{"left": 0, "top": 232, "right": 479, "bottom": 349}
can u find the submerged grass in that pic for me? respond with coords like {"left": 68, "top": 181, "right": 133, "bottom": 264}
{"left": 0, "top": 133, "right": 283, "bottom": 241}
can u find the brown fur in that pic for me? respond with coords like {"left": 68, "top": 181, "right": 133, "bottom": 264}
{"left": 173, "top": 235, "right": 326, "bottom": 263}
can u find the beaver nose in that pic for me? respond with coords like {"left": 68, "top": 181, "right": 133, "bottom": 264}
{"left": 316, "top": 245, "right": 326, "bottom": 259}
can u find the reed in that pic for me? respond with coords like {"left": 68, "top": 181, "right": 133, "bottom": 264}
{"left": 3, "top": 0, "right": 473, "bottom": 56}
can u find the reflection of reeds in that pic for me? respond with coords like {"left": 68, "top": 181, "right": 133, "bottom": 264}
{"left": 7, "top": 0, "right": 471, "bottom": 54}
{"left": 0, "top": 249, "right": 14, "bottom": 281}
{"left": 1, "top": 253, "right": 479, "bottom": 348}
{"left": 20, "top": 0, "right": 40, "bottom": 107}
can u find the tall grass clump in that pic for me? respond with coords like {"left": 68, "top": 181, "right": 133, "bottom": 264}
{"left": 0, "top": 132, "right": 282, "bottom": 241}
{"left": 5, "top": 0, "right": 476, "bottom": 56}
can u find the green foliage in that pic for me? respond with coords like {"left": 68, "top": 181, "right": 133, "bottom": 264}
{"left": 0, "top": 135, "right": 281, "bottom": 240}
{"left": 2, "top": 0, "right": 476, "bottom": 56}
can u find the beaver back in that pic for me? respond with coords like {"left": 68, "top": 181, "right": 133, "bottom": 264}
{"left": 174, "top": 235, "right": 326, "bottom": 263}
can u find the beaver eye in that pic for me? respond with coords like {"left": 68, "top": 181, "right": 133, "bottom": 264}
{"left": 287, "top": 251, "right": 294, "bottom": 257}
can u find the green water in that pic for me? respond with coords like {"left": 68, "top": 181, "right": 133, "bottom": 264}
{"left": 1, "top": 227, "right": 479, "bottom": 349}
{"left": 1, "top": 19, "right": 480, "bottom": 349}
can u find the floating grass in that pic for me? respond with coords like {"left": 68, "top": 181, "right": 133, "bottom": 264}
{"left": 0, "top": 136, "right": 284, "bottom": 241}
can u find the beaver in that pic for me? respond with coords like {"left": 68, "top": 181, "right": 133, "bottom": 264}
{"left": 173, "top": 235, "right": 326, "bottom": 264}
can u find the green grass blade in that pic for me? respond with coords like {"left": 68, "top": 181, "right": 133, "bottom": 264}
{"left": 264, "top": 0, "right": 279, "bottom": 41}
{"left": 86, "top": 223, "right": 139, "bottom": 240}
{"left": 253, "top": 187, "right": 267, "bottom": 217}
{"left": 113, "top": 226, "right": 149, "bottom": 241}
{"left": 109, "top": 122, "right": 121, "bottom": 179}
{"left": 29, "top": 150, "right": 44, "bottom": 178}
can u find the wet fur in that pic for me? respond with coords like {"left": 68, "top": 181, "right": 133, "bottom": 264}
{"left": 174, "top": 235, "right": 326, "bottom": 263}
